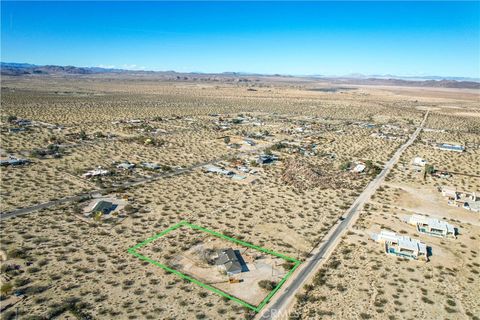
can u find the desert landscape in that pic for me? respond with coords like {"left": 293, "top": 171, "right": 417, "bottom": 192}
{"left": 0, "top": 71, "right": 478, "bottom": 320}
{"left": 2, "top": 1, "right": 479, "bottom": 319}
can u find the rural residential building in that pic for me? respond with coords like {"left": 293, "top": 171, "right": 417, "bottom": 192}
{"left": 82, "top": 168, "right": 109, "bottom": 178}
{"left": 14, "top": 119, "right": 32, "bottom": 126}
{"left": 352, "top": 163, "right": 366, "bottom": 173}
{"left": 203, "top": 164, "right": 233, "bottom": 176}
{"left": 90, "top": 200, "right": 117, "bottom": 215}
{"left": 371, "top": 230, "right": 428, "bottom": 261}
{"left": 257, "top": 154, "right": 278, "bottom": 165}
{"left": 403, "top": 214, "right": 456, "bottom": 238}
{"left": 441, "top": 187, "right": 480, "bottom": 213}
{"left": 141, "top": 162, "right": 160, "bottom": 170}
{"left": 0, "top": 157, "right": 29, "bottom": 166}
{"left": 413, "top": 157, "right": 427, "bottom": 166}
{"left": 436, "top": 143, "right": 465, "bottom": 152}
{"left": 215, "top": 249, "right": 248, "bottom": 275}
{"left": 441, "top": 187, "right": 458, "bottom": 200}
{"left": 8, "top": 127, "right": 26, "bottom": 133}
{"left": 117, "top": 161, "right": 136, "bottom": 170}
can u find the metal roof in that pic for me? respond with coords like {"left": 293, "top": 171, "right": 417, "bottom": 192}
{"left": 438, "top": 144, "right": 465, "bottom": 151}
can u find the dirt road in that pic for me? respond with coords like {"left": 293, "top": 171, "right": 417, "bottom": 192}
{"left": 0, "top": 143, "right": 273, "bottom": 221}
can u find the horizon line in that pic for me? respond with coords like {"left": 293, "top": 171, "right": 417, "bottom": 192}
{"left": 2, "top": 61, "right": 479, "bottom": 82}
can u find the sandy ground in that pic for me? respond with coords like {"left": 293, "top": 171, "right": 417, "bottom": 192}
{"left": 0, "top": 76, "right": 478, "bottom": 319}
{"left": 289, "top": 111, "right": 480, "bottom": 320}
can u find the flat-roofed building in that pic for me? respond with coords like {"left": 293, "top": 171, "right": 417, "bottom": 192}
{"left": 403, "top": 214, "right": 456, "bottom": 238}
{"left": 440, "top": 187, "right": 480, "bottom": 212}
{"left": 352, "top": 163, "right": 366, "bottom": 173}
{"left": 441, "top": 187, "right": 458, "bottom": 200}
{"left": 436, "top": 143, "right": 465, "bottom": 152}
{"left": 413, "top": 157, "right": 427, "bottom": 166}
{"left": 90, "top": 200, "right": 117, "bottom": 214}
{"left": 82, "top": 168, "right": 109, "bottom": 178}
{"left": 371, "top": 230, "right": 428, "bottom": 261}
{"left": 203, "top": 164, "right": 233, "bottom": 176}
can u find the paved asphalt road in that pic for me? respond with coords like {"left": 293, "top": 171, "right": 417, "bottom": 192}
{"left": 258, "top": 111, "right": 429, "bottom": 320}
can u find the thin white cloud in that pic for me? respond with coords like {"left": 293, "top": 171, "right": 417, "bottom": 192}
{"left": 96, "top": 64, "right": 146, "bottom": 70}
{"left": 97, "top": 64, "right": 117, "bottom": 69}
{"left": 121, "top": 64, "right": 146, "bottom": 70}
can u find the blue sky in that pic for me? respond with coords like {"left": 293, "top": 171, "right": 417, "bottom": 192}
{"left": 1, "top": 1, "right": 479, "bottom": 77}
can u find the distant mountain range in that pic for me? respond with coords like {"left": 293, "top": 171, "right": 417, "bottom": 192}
{"left": 1, "top": 62, "right": 479, "bottom": 89}
{"left": 0, "top": 62, "right": 132, "bottom": 76}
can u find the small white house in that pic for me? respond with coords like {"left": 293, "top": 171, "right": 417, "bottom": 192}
{"left": 441, "top": 187, "right": 458, "bottom": 200}
{"left": 82, "top": 168, "right": 109, "bottom": 179}
{"left": 413, "top": 157, "right": 427, "bottom": 167}
{"left": 141, "top": 162, "right": 160, "bottom": 170}
{"left": 352, "top": 164, "right": 366, "bottom": 173}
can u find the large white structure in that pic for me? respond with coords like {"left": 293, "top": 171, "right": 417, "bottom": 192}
{"left": 436, "top": 143, "right": 465, "bottom": 152}
{"left": 371, "top": 230, "right": 428, "bottom": 261}
{"left": 403, "top": 214, "right": 456, "bottom": 238}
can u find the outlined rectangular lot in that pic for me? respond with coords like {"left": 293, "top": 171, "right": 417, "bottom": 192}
{"left": 127, "top": 221, "right": 301, "bottom": 312}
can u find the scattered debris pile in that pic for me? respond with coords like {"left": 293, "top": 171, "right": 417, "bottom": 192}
{"left": 281, "top": 159, "right": 352, "bottom": 190}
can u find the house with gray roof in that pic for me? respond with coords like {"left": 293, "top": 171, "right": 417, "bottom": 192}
{"left": 257, "top": 154, "right": 278, "bottom": 165}
{"left": 141, "top": 162, "right": 160, "bottom": 170}
{"left": 215, "top": 249, "right": 248, "bottom": 275}
{"left": 0, "top": 157, "right": 29, "bottom": 167}
{"left": 203, "top": 164, "right": 233, "bottom": 176}
{"left": 117, "top": 161, "right": 136, "bottom": 170}
{"left": 90, "top": 200, "right": 117, "bottom": 215}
